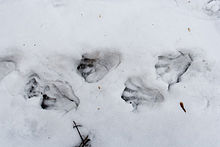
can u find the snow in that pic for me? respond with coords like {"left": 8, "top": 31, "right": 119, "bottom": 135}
{"left": 0, "top": 0, "right": 220, "bottom": 147}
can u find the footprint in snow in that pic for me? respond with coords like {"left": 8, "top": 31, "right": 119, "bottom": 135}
{"left": 77, "top": 51, "right": 121, "bottom": 83}
{"left": 24, "top": 73, "right": 80, "bottom": 111}
{"left": 203, "top": 0, "right": 220, "bottom": 18}
{"left": 155, "top": 51, "right": 192, "bottom": 90}
{"left": 121, "top": 77, "right": 164, "bottom": 110}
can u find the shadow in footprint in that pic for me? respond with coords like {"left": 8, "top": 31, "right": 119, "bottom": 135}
{"left": 155, "top": 51, "right": 192, "bottom": 90}
{"left": 25, "top": 73, "right": 42, "bottom": 99}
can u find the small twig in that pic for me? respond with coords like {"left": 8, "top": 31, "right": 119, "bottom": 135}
{"left": 73, "top": 121, "right": 91, "bottom": 147}
{"left": 73, "top": 121, "right": 84, "bottom": 142}
{"left": 79, "top": 135, "right": 90, "bottom": 147}
{"left": 180, "top": 102, "right": 186, "bottom": 113}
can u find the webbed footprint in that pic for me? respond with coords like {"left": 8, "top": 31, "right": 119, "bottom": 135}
{"left": 24, "top": 73, "right": 80, "bottom": 111}
{"left": 155, "top": 52, "right": 192, "bottom": 90}
{"left": 41, "top": 80, "right": 80, "bottom": 111}
{"left": 121, "top": 77, "right": 164, "bottom": 110}
{"left": 77, "top": 51, "right": 120, "bottom": 83}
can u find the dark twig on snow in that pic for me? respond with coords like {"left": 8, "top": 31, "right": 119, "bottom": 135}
{"left": 180, "top": 102, "right": 186, "bottom": 113}
{"left": 73, "top": 121, "right": 91, "bottom": 147}
{"left": 73, "top": 121, "right": 83, "bottom": 141}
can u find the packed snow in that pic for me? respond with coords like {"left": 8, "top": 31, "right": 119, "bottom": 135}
{"left": 0, "top": 0, "right": 220, "bottom": 147}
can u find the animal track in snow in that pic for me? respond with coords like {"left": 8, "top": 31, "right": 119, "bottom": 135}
{"left": 0, "top": 59, "right": 16, "bottom": 81}
{"left": 121, "top": 77, "right": 164, "bottom": 110}
{"left": 41, "top": 80, "right": 80, "bottom": 110}
{"left": 204, "top": 0, "right": 220, "bottom": 17}
{"left": 155, "top": 51, "right": 192, "bottom": 90}
{"left": 24, "top": 73, "right": 80, "bottom": 111}
{"left": 77, "top": 51, "right": 121, "bottom": 83}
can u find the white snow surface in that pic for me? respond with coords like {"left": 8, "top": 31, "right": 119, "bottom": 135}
{"left": 0, "top": 0, "right": 220, "bottom": 147}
